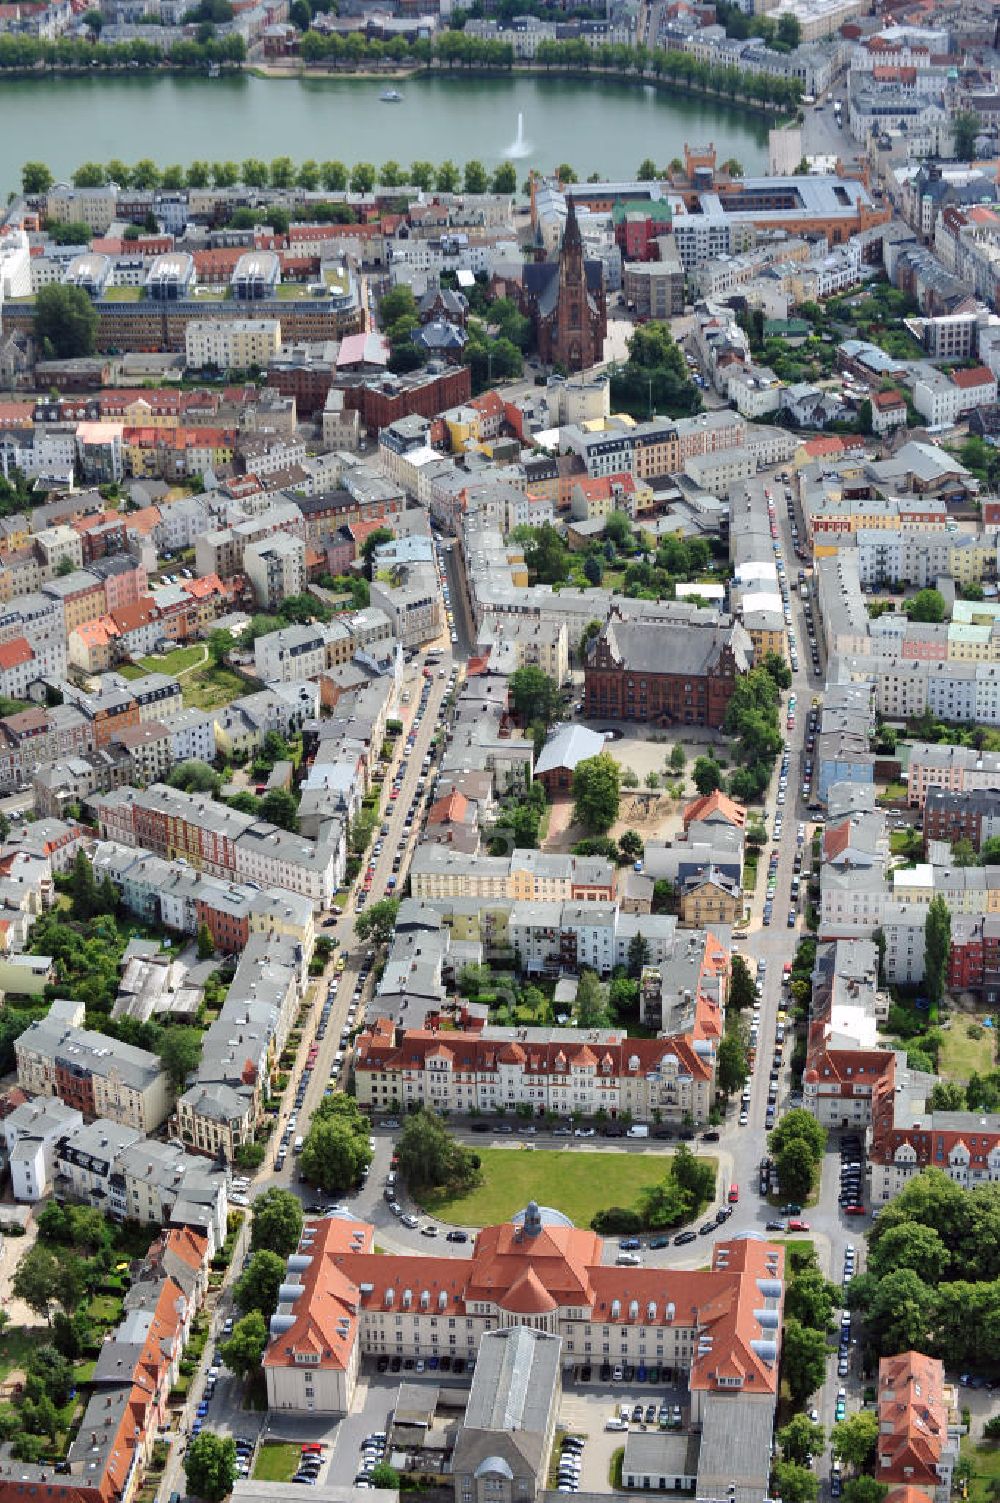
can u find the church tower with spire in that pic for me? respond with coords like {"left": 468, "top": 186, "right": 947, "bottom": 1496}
{"left": 554, "top": 197, "right": 588, "bottom": 371}
{"left": 528, "top": 194, "right": 606, "bottom": 371}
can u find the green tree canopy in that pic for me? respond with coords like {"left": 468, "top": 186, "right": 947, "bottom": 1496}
{"left": 953, "top": 109, "right": 981, "bottom": 161}
{"left": 784, "top": 1266, "right": 837, "bottom": 1332}
{"left": 769, "top": 1108, "right": 827, "bottom": 1165}
{"left": 572, "top": 751, "right": 621, "bottom": 834}
{"left": 772, "top": 1462, "right": 818, "bottom": 1503}
{"left": 576, "top": 968, "right": 611, "bottom": 1027}
{"left": 34, "top": 283, "right": 98, "bottom": 359}
{"left": 778, "top": 1415, "right": 825, "bottom": 1466}
{"left": 234, "top": 1249, "right": 286, "bottom": 1318}
{"left": 184, "top": 1432, "right": 237, "bottom": 1502}
{"left": 906, "top": 588, "right": 946, "bottom": 624}
{"left": 692, "top": 756, "right": 722, "bottom": 796}
{"left": 250, "top": 1188, "right": 303, "bottom": 1257}
{"left": 729, "top": 954, "right": 757, "bottom": 1012}
{"left": 925, "top": 894, "right": 951, "bottom": 1005}
{"left": 260, "top": 788, "right": 300, "bottom": 833}
{"left": 866, "top": 1220, "right": 948, "bottom": 1284}
{"left": 509, "top": 665, "right": 560, "bottom": 727}
{"left": 396, "top": 1107, "right": 481, "bottom": 1194}
{"left": 159, "top": 1025, "right": 203, "bottom": 1089}
{"left": 717, "top": 1028, "right": 749, "bottom": 1097}
{"left": 781, "top": 1318, "right": 828, "bottom": 1402}
{"left": 775, "top": 1136, "right": 816, "bottom": 1202}
{"left": 300, "top": 1106, "right": 373, "bottom": 1193}
{"left": 11, "top": 1244, "right": 61, "bottom": 1323}
{"left": 355, "top": 896, "right": 401, "bottom": 948}
{"left": 831, "top": 1412, "right": 878, "bottom": 1471}
{"left": 22, "top": 161, "right": 53, "bottom": 195}
{"left": 221, "top": 1311, "right": 267, "bottom": 1379}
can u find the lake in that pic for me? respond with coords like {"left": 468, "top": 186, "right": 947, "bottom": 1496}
{"left": 0, "top": 71, "right": 770, "bottom": 189}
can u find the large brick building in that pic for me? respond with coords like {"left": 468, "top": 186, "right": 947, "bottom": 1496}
{"left": 584, "top": 615, "right": 753, "bottom": 728}
{"left": 523, "top": 200, "right": 606, "bottom": 372}
{"left": 922, "top": 786, "right": 1000, "bottom": 852}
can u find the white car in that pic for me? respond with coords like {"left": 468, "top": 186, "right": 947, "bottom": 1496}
{"left": 574, "top": 1127, "right": 596, "bottom": 1138}
{"left": 401, "top": 1213, "right": 419, "bottom": 1229}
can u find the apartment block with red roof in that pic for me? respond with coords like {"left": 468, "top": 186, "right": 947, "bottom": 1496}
{"left": 878, "top": 1352, "right": 958, "bottom": 1502}
{"left": 354, "top": 1018, "right": 717, "bottom": 1123}
{"left": 802, "top": 939, "right": 899, "bottom": 1131}
{"left": 264, "top": 1208, "right": 783, "bottom": 1428}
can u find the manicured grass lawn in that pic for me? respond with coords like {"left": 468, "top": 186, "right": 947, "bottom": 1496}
{"left": 182, "top": 662, "right": 254, "bottom": 711}
{"left": 138, "top": 645, "right": 206, "bottom": 676}
{"left": 416, "top": 1147, "right": 716, "bottom": 1228}
{"left": 116, "top": 663, "right": 145, "bottom": 679}
{"left": 963, "top": 1437, "right": 1000, "bottom": 1503}
{"left": 87, "top": 1293, "right": 124, "bottom": 1327}
{"left": 253, "top": 1443, "right": 303, "bottom": 1483}
{"left": 939, "top": 1022, "right": 996, "bottom": 1082}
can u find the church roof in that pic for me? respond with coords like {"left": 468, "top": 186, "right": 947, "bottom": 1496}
{"left": 523, "top": 260, "right": 603, "bottom": 319}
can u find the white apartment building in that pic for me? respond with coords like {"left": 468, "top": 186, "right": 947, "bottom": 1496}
{"left": 160, "top": 707, "right": 215, "bottom": 765}
{"left": 244, "top": 532, "right": 306, "bottom": 610}
{"left": 254, "top": 622, "right": 329, "bottom": 683}
{"left": 912, "top": 366, "right": 997, "bottom": 427}
{"left": 184, "top": 318, "right": 282, "bottom": 371}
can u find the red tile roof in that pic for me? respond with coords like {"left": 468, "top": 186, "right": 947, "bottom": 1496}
{"left": 952, "top": 365, "right": 995, "bottom": 388}
{"left": 682, "top": 790, "right": 746, "bottom": 831}
{"left": 427, "top": 791, "right": 470, "bottom": 826}
{"left": 878, "top": 1352, "right": 950, "bottom": 1486}
{"left": 0, "top": 637, "right": 33, "bottom": 671}
{"left": 262, "top": 1216, "right": 784, "bottom": 1397}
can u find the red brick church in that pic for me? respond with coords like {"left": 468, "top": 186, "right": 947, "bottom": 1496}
{"left": 521, "top": 199, "right": 606, "bottom": 371}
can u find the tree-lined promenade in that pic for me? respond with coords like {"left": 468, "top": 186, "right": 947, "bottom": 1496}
{"left": 0, "top": 32, "right": 244, "bottom": 69}
{"left": 0, "top": 25, "right": 802, "bottom": 111}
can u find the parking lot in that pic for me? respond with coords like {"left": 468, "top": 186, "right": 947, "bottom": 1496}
{"left": 556, "top": 1378, "right": 689, "bottom": 1494}
{"left": 324, "top": 1374, "right": 399, "bottom": 1487}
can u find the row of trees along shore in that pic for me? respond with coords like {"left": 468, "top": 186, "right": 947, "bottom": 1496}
{"left": 297, "top": 29, "right": 803, "bottom": 109}
{"left": 0, "top": 32, "right": 244, "bottom": 68}
{"left": 21, "top": 146, "right": 757, "bottom": 198}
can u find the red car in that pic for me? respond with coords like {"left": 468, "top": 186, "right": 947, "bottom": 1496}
{"left": 787, "top": 1218, "right": 810, "bottom": 1232}
{"left": 844, "top": 1204, "right": 866, "bottom": 1216}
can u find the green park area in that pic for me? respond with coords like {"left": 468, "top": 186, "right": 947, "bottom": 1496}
{"left": 182, "top": 663, "right": 254, "bottom": 710}
{"left": 938, "top": 1021, "right": 996, "bottom": 1083}
{"left": 116, "top": 646, "right": 252, "bottom": 710}
{"left": 416, "top": 1147, "right": 715, "bottom": 1229}
{"left": 137, "top": 645, "right": 207, "bottom": 675}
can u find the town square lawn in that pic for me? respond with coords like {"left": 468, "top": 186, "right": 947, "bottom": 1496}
{"left": 417, "top": 1146, "right": 714, "bottom": 1228}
